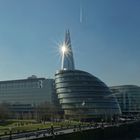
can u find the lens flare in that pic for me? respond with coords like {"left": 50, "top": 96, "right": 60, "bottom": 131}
{"left": 61, "top": 44, "right": 67, "bottom": 54}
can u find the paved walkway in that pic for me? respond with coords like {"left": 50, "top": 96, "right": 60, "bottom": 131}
{"left": 1, "top": 121, "right": 136, "bottom": 140}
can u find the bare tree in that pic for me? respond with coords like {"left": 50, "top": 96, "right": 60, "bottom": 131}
{"left": 0, "top": 102, "right": 11, "bottom": 120}
{"left": 35, "top": 102, "right": 60, "bottom": 122}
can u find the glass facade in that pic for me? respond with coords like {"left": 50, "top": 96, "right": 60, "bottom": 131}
{"left": 55, "top": 70, "right": 121, "bottom": 119}
{"left": 0, "top": 77, "right": 57, "bottom": 117}
{"left": 110, "top": 85, "right": 140, "bottom": 115}
{"left": 61, "top": 30, "right": 75, "bottom": 70}
{"left": 0, "top": 78, "right": 55, "bottom": 105}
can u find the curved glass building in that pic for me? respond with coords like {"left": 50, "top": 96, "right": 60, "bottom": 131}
{"left": 110, "top": 85, "right": 140, "bottom": 115}
{"left": 55, "top": 70, "right": 121, "bottom": 119}
{"left": 55, "top": 30, "right": 121, "bottom": 120}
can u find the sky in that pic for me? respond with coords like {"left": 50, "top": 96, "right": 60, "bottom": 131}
{"left": 0, "top": 0, "right": 140, "bottom": 86}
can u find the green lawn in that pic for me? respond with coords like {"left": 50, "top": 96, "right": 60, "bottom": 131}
{"left": 0, "top": 120, "right": 84, "bottom": 136}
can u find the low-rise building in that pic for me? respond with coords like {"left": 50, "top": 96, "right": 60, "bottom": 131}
{"left": 0, "top": 76, "right": 58, "bottom": 119}
{"left": 110, "top": 85, "right": 140, "bottom": 116}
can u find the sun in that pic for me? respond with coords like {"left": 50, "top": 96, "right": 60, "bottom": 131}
{"left": 61, "top": 44, "right": 67, "bottom": 54}
{"left": 61, "top": 43, "right": 68, "bottom": 54}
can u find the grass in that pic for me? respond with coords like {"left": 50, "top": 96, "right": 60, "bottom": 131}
{"left": 0, "top": 120, "right": 85, "bottom": 136}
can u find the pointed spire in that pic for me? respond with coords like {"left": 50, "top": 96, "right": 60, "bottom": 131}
{"left": 65, "top": 29, "right": 71, "bottom": 46}
{"left": 61, "top": 30, "right": 75, "bottom": 70}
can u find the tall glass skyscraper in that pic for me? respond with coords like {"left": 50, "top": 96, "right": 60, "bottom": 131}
{"left": 55, "top": 31, "right": 121, "bottom": 120}
{"left": 61, "top": 30, "right": 75, "bottom": 70}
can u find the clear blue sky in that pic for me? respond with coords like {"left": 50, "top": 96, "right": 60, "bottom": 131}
{"left": 0, "top": 0, "right": 140, "bottom": 86}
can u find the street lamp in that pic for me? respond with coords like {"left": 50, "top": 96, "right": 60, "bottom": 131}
{"left": 9, "top": 127, "right": 12, "bottom": 140}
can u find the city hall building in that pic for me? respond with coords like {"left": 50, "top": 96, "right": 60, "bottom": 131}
{"left": 55, "top": 30, "right": 121, "bottom": 120}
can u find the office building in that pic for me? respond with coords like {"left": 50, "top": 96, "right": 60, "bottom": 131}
{"left": 110, "top": 85, "right": 140, "bottom": 115}
{"left": 61, "top": 29, "right": 75, "bottom": 70}
{"left": 0, "top": 75, "right": 57, "bottom": 118}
